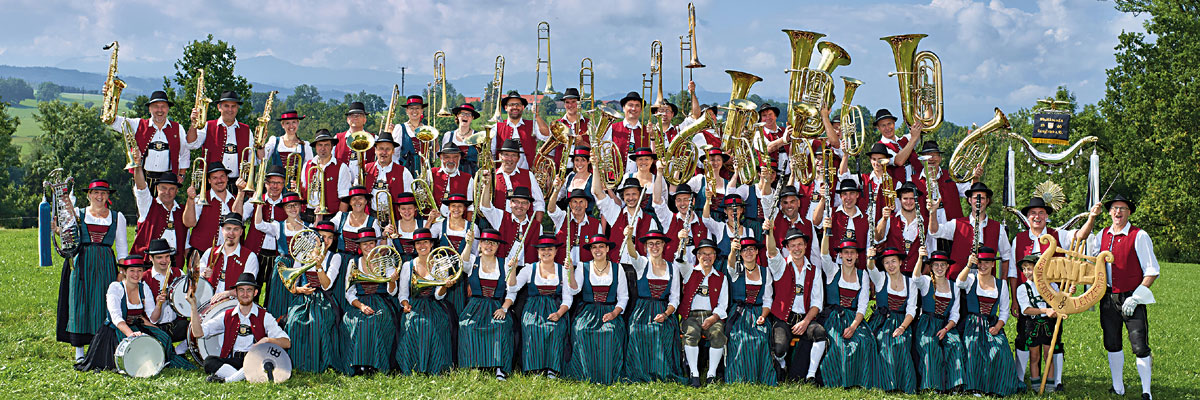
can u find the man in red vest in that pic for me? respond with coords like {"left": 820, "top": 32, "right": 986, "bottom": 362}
{"left": 198, "top": 213, "right": 259, "bottom": 295}
{"left": 431, "top": 146, "right": 473, "bottom": 213}
{"left": 811, "top": 178, "right": 869, "bottom": 270}
{"left": 302, "top": 129, "right": 353, "bottom": 217}
{"left": 907, "top": 141, "right": 976, "bottom": 226}
{"left": 595, "top": 176, "right": 659, "bottom": 262}
{"left": 361, "top": 131, "right": 415, "bottom": 223}
{"left": 110, "top": 90, "right": 197, "bottom": 180}
{"left": 653, "top": 183, "right": 709, "bottom": 266}
{"left": 651, "top": 100, "right": 679, "bottom": 143}
{"left": 131, "top": 163, "right": 188, "bottom": 268}
{"left": 188, "top": 272, "right": 290, "bottom": 383}
{"left": 766, "top": 228, "right": 825, "bottom": 383}
{"left": 143, "top": 238, "right": 187, "bottom": 348}
{"left": 191, "top": 91, "right": 253, "bottom": 180}
{"left": 764, "top": 185, "right": 818, "bottom": 261}
{"left": 333, "top": 102, "right": 377, "bottom": 167}
{"left": 557, "top": 88, "right": 590, "bottom": 144}
{"left": 928, "top": 182, "right": 1010, "bottom": 278}
{"left": 873, "top": 182, "right": 929, "bottom": 276}
{"left": 477, "top": 186, "right": 542, "bottom": 264}
{"left": 604, "top": 91, "right": 647, "bottom": 170}
{"left": 184, "top": 162, "right": 245, "bottom": 268}
{"left": 871, "top": 108, "right": 923, "bottom": 182}
{"left": 676, "top": 239, "right": 729, "bottom": 388}
{"left": 486, "top": 138, "right": 545, "bottom": 219}
{"left": 1087, "top": 194, "right": 1159, "bottom": 399}
{"left": 493, "top": 91, "right": 550, "bottom": 169}
{"left": 547, "top": 188, "right": 605, "bottom": 265}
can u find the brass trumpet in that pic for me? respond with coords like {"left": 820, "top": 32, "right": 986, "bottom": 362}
{"left": 100, "top": 41, "right": 125, "bottom": 125}
{"left": 191, "top": 149, "right": 209, "bottom": 206}
{"left": 412, "top": 123, "right": 439, "bottom": 216}
{"left": 882, "top": 34, "right": 944, "bottom": 131}
{"left": 949, "top": 108, "right": 1008, "bottom": 182}
{"left": 375, "top": 180, "right": 397, "bottom": 238}
{"left": 306, "top": 163, "right": 328, "bottom": 217}
{"left": 412, "top": 246, "right": 464, "bottom": 289}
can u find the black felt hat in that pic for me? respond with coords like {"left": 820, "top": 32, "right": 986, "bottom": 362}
{"left": 873, "top": 108, "right": 898, "bottom": 126}
{"left": 146, "top": 91, "right": 175, "bottom": 107}
{"left": 1104, "top": 193, "right": 1136, "bottom": 214}
{"left": 216, "top": 91, "right": 244, "bottom": 105}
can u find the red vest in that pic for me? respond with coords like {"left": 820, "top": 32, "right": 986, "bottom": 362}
{"left": 679, "top": 268, "right": 724, "bottom": 315}
{"left": 492, "top": 169, "right": 535, "bottom": 213}
{"left": 1012, "top": 228, "right": 1061, "bottom": 283}
{"left": 904, "top": 168, "right": 934, "bottom": 224}
{"left": 203, "top": 120, "right": 251, "bottom": 165}
{"left": 831, "top": 208, "right": 869, "bottom": 269}
{"left": 333, "top": 130, "right": 376, "bottom": 165}
{"left": 141, "top": 267, "right": 182, "bottom": 298}
{"left": 495, "top": 120, "right": 538, "bottom": 166}
{"left": 770, "top": 259, "right": 817, "bottom": 320}
{"left": 665, "top": 214, "right": 710, "bottom": 262}
{"left": 1102, "top": 226, "right": 1145, "bottom": 293}
{"left": 556, "top": 116, "right": 590, "bottom": 141}
{"left": 555, "top": 215, "right": 605, "bottom": 264}
{"left": 303, "top": 159, "right": 344, "bottom": 215}
{"left": 497, "top": 215, "right": 542, "bottom": 264}
{"left": 609, "top": 122, "right": 646, "bottom": 159}
{"left": 243, "top": 198, "right": 289, "bottom": 253}
{"left": 605, "top": 209, "right": 656, "bottom": 262}
{"left": 772, "top": 213, "right": 813, "bottom": 254}
{"left": 930, "top": 167, "right": 964, "bottom": 221}
{"left": 133, "top": 119, "right": 182, "bottom": 173}
{"left": 132, "top": 199, "right": 188, "bottom": 268}
{"left": 883, "top": 214, "right": 925, "bottom": 274}
{"left": 947, "top": 217, "right": 1002, "bottom": 278}
{"left": 431, "top": 169, "right": 473, "bottom": 206}
{"left": 188, "top": 192, "right": 236, "bottom": 251}
{"left": 855, "top": 173, "right": 892, "bottom": 223}
{"left": 363, "top": 162, "right": 408, "bottom": 218}
{"left": 205, "top": 245, "right": 255, "bottom": 289}
{"left": 219, "top": 306, "right": 267, "bottom": 358}
{"left": 762, "top": 125, "right": 785, "bottom": 163}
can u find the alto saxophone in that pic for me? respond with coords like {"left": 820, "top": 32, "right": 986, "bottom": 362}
{"left": 100, "top": 42, "right": 125, "bottom": 125}
{"left": 190, "top": 68, "right": 212, "bottom": 132}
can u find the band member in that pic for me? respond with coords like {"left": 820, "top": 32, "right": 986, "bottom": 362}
{"left": 431, "top": 146, "right": 473, "bottom": 210}
{"left": 431, "top": 193, "right": 475, "bottom": 313}
{"left": 283, "top": 220, "right": 347, "bottom": 374}
{"left": 362, "top": 131, "right": 415, "bottom": 218}
{"left": 302, "top": 129, "right": 354, "bottom": 216}
{"left": 330, "top": 186, "right": 381, "bottom": 313}
{"left": 765, "top": 228, "right": 825, "bottom": 383}
{"left": 548, "top": 188, "right": 605, "bottom": 264}
{"left": 54, "top": 179, "right": 127, "bottom": 359}
{"left": 75, "top": 256, "right": 193, "bottom": 372}
{"left": 266, "top": 110, "right": 311, "bottom": 169}
{"left": 252, "top": 190, "right": 306, "bottom": 318}
{"left": 865, "top": 247, "right": 918, "bottom": 393}
{"left": 730, "top": 161, "right": 773, "bottom": 243}
{"left": 677, "top": 239, "right": 728, "bottom": 388}
{"left": 493, "top": 91, "right": 549, "bottom": 169}
{"left": 505, "top": 232, "right": 572, "bottom": 378}
{"left": 188, "top": 272, "right": 291, "bottom": 383}
{"left": 487, "top": 138, "right": 546, "bottom": 217}
{"left": 928, "top": 182, "right": 1011, "bottom": 278}
{"left": 701, "top": 194, "right": 753, "bottom": 268}
{"left": 841, "top": 142, "right": 899, "bottom": 224}
{"left": 456, "top": 229, "right": 517, "bottom": 380}
{"left": 758, "top": 103, "right": 788, "bottom": 170}
{"left": 618, "top": 229, "right": 685, "bottom": 383}
{"left": 565, "top": 235, "right": 628, "bottom": 385}
{"left": 652, "top": 101, "right": 680, "bottom": 142}
{"left": 198, "top": 213, "right": 258, "bottom": 295}
{"left": 913, "top": 249, "right": 966, "bottom": 392}
{"left": 680, "top": 81, "right": 722, "bottom": 157}
{"left": 557, "top": 146, "right": 596, "bottom": 215}
{"left": 874, "top": 182, "right": 930, "bottom": 276}
{"left": 604, "top": 92, "right": 647, "bottom": 169}
{"left": 762, "top": 185, "right": 817, "bottom": 260}
{"left": 397, "top": 229, "right": 456, "bottom": 375}
{"left": 244, "top": 166, "right": 288, "bottom": 311}
{"left": 1014, "top": 254, "right": 1065, "bottom": 391}
{"left": 955, "top": 247, "right": 1024, "bottom": 396}
{"left": 388, "top": 95, "right": 425, "bottom": 173}
{"left": 442, "top": 104, "right": 482, "bottom": 176}
{"left": 343, "top": 230, "right": 399, "bottom": 375}
{"left": 596, "top": 176, "right": 660, "bottom": 262}
{"left": 625, "top": 147, "right": 662, "bottom": 211}
{"left": 110, "top": 90, "right": 197, "bottom": 179}
{"left": 184, "top": 162, "right": 244, "bottom": 267}
{"left": 130, "top": 167, "right": 187, "bottom": 268}
{"left": 478, "top": 185, "right": 542, "bottom": 264}
{"left": 871, "top": 108, "right": 923, "bottom": 182}
{"left": 817, "top": 223, "right": 882, "bottom": 389}
{"left": 143, "top": 239, "right": 187, "bottom": 349}
{"left": 686, "top": 147, "right": 731, "bottom": 218}
{"left": 1088, "top": 194, "right": 1159, "bottom": 399}
{"left": 193, "top": 91, "right": 253, "bottom": 180}
{"left": 333, "top": 102, "right": 372, "bottom": 165}
{"left": 653, "top": 183, "right": 709, "bottom": 266}
{"left": 906, "top": 141, "right": 976, "bottom": 226}
{"left": 557, "top": 88, "right": 590, "bottom": 143}
{"left": 723, "top": 236, "right": 778, "bottom": 385}
{"left": 812, "top": 179, "right": 868, "bottom": 270}
{"left": 387, "top": 193, "right": 430, "bottom": 261}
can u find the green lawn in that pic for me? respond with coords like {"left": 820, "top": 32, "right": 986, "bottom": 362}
{"left": 0, "top": 228, "right": 1196, "bottom": 399}
{"left": 8, "top": 94, "right": 133, "bottom": 154}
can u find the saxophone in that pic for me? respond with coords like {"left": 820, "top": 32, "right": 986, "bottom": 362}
{"left": 190, "top": 68, "right": 212, "bottom": 132}
{"left": 100, "top": 42, "right": 125, "bottom": 125}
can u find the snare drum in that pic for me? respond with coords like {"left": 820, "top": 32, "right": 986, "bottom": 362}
{"left": 114, "top": 335, "right": 165, "bottom": 378}
{"left": 187, "top": 296, "right": 237, "bottom": 363}
{"left": 169, "top": 277, "right": 214, "bottom": 317}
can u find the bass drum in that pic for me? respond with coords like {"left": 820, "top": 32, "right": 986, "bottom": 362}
{"left": 114, "top": 335, "right": 165, "bottom": 378}
{"left": 169, "top": 277, "right": 214, "bottom": 317}
{"left": 187, "top": 295, "right": 237, "bottom": 363}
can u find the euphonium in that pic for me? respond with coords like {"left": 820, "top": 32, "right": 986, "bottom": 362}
{"left": 43, "top": 168, "right": 79, "bottom": 257}
{"left": 839, "top": 76, "right": 867, "bottom": 156}
{"left": 534, "top": 121, "right": 571, "bottom": 200}
{"left": 588, "top": 104, "right": 625, "bottom": 189}
{"left": 412, "top": 246, "right": 464, "bottom": 289}
{"left": 433, "top": 51, "right": 452, "bottom": 118}
{"left": 306, "top": 163, "right": 328, "bottom": 217}
{"left": 100, "top": 41, "right": 125, "bottom": 125}
{"left": 284, "top": 153, "right": 302, "bottom": 193}
{"left": 277, "top": 229, "right": 323, "bottom": 291}
{"left": 787, "top": 104, "right": 818, "bottom": 186}
{"left": 191, "top": 149, "right": 209, "bottom": 206}
{"left": 882, "top": 34, "right": 943, "bottom": 131}
{"left": 949, "top": 107, "right": 1008, "bottom": 182}
{"left": 190, "top": 68, "right": 211, "bottom": 132}
{"left": 349, "top": 245, "right": 399, "bottom": 285}
{"left": 663, "top": 110, "right": 715, "bottom": 185}
{"left": 721, "top": 70, "right": 763, "bottom": 182}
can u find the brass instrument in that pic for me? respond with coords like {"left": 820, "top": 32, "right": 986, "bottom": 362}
{"left": 466, "top": 127, "right": 494, "bottom": 222}
{"left": 205, "top": 234, "right": 220, "bottom": 277}
{"left": 783, "top": 30, "right": 851, "bottom": 138}
{"left": 412, "top": 124, "right": 440, "bottom": 215}
{"left": 949, "top": 107, "right": 1008, "bottom": 182}
{"left": 682, "top": 2, "right": 705, "bottom": 83}
{"left": 347, "top": 130, "right": 375, "bottom": 185}
{"left": 277, "top": 229, "right": 324, "bottom": 291}
{"left": 882, "top": 34, "right": 944, "bottom": 131}
{"left": 348, "top": 245, "right": 399, "bottom": 285}
{"left": 721, "top": 70, "right": 764, "bottom": 183}
{"left": 120, "top": 121, "right": 139, "bottom": 169}
{"left": 788, "top": 103, "right": 819, "bottom": 186}
{"left": 374, "top": 177, "right": 396, "bottom": 238}
{"left": 433, "top": 51, "right": 452, "bottom": 118}
{"left": 881, "top": 170, "right": 897, "bottom": 201}
{"left": 488, "top": 56, "right": 506, "bottom": 122}
{"left": 534, "top": 121, "right": 572, "bottom": 201}
{"left": 413, "top": 246, "right": 464, "bottom": 289}
{"left": 44, "top": 168, "right": 79, "bottom": 257}
{"left": 382, "top": 84, "right": 399, "bottom": 130}
{"left": 238, "top": 147, "right": 254, "bottom": 183}
{"left": 284, "top": 152, "right": 302, "bottom": 193}
{"left": 306, "top": 163, "right": 328, "bottom": 217}
{"left": 248, "top": 90, "right": 278, "bottom": 204}
{"left": 662, "top": 109, "right": 714, "bottom": 185}
{"left": 191, "top": 149, "right": 209, "bottom": 206}
{"left": 838, "top": 76, "right": 867, "bottom": 156}
{"left": 649, "top": 40, "right": 666, "bottom": 113}
{"left": 922, "top": 153, "right": 940, "bottom": 204}
{"left": 100, "top": 41, "right": 125, "bottom": 125}
{"left": 589, "top": 104, "right": 625, "bottom": 189}
{"left": 580, "top": 58, "right": 595, "bottom": 111}
{"left": 535, "top": 22, "right": 556, "bottom": 95}
{"left": 190, "top": 68, "right": 212, "bottom": 132}
{"left": 781, "top": 30, "right": 822, "bottom": 137}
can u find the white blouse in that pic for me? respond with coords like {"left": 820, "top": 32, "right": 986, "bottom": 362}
{"left": 106, "top": 281, "right": 155, "bottom": 325}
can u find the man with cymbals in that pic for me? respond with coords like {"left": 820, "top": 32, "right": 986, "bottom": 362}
{"left": 191, "top": 91, "right": 254, "bottom": 180}
{"left": 188, "top": 272, "right": 290, "bottom": 383}
{"left": 111, "top": 90, "right": 198, "bottom": 180}
{"left": 493, "top": 91, "right": 550, "bottom": 169}
{"left": 301, "top": 129, "right": 354, "bottom": 216}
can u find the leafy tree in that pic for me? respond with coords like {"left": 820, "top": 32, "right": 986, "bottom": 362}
{"left": 166, "top": 35, "right": 254, "bottom": 126}
{"left": 0, "top": 102, "right": 24, "bottom": 227}
{"left": 36, "top": 82, "right": 63, "bottom": 102}
{"left": 285, "top": 84, "right": 322, "bottom": 110}
{"left": 0, "top": 78, "right": 34, "bottom": 105}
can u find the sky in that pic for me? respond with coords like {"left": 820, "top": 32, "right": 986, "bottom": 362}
{"left": 0, "top": 0, "right": 1148, "bottom": 125}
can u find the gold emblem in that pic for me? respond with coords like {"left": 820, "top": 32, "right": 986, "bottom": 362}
{"left": 698, "top": 285, "right": 709, "bottom": 296}
{"left": 237, "top": 323, "right": 252, "bottom": 336}
{"left": 1032, "top": 234, "right": 1111, "bottom": 315}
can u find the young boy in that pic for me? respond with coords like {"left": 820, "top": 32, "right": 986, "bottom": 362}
{"left": 1014, "top": 253, "right": 1066, "bottom": 391}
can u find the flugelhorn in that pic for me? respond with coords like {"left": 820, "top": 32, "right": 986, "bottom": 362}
{"left": 284, "top": 152, "right": 302, "bottom": 193}
{"left": 191, "top": 149, "right": 209, "bottom": 206}
{"left": 306, "top": 163, "right": 328, "bottom": 217}
{"left": 882, "top": 34, "right": 943, "bottom": 132}
{"left": 580, "top": 58, "right": 595, "bottom": 111}
{"left": 949, "top": 107, "right": 1008, "bottom": 182}
{"left": 100, "top": 41, "right": 125, "bottom": 125}
{"left": 535, "top": 22, "right": 556, "bottom": 95}
{"left": 190, "top": 68, "right": 211, "bottom": 132}
{"left": 413, "top": 246, "right": 464, "bottom": 289}
{"left": 349, "top": 245, "right": 398, "bottom": 285}
{"left": 277, "top": 229, "right": 323, "bottom": 291}
{"left": 433, "top": 51, "right": 452, "bottom": 118}
{"left": 839, "top": 76, "right": 867, "bottom": 156}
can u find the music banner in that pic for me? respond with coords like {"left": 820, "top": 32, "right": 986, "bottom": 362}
{"left": 1033, "top": 113, "right": 1071, "bottom": 145}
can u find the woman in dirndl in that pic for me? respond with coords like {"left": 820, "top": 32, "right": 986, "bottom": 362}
{"left": 566, "top": 235, "right": 628, "bottom": 384}
{"left": 282, "top": 219, "right": 348, "bottom": 374}
{"left": 507, "top": 233, "right": 573, "bottom": 378}
{"left": 817, "top": 236, "right": 883, "bottom": 389}
{"left": 457, "top": 228, "right": 516, "bottom": 380}
{"left": 331, "top": 186, "right": 380, "bottom": 316}
{"left": 396, "top": 228, "right": 456, "bottom": 375}
{"left": 430, "top": 193, "right": 474, "bottom": 317}
{"left": 914, "top": 250, "right": 966, "bottom": 392}
{"left": 865, "top": 247, "right": 919, "bottom": 393}
{"left": 342, "top": 230, "right": 398, "bottom": 375}
{"left": 75, "top": 256, "right": 193, "bottom": 372}
{"left": 55, "top": 179, "right": 126, "bottom": 362}
{"left": 618, "top": 228, "right": 685, "bottom": 383}
{"left": 956, "top": 247, "right": 1024, "bottom": 396}
{"left": 722, "top": 236, "right": 778, "bottom": 385}
{"left": 385, "top": 192, "right": 430, "bottom": 263}
{"left": 255, "top": 191, "right": 306, "bottom": 318}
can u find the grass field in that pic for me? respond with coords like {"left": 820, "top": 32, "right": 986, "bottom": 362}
{"left": 0, "top": 228, "right": 1196, "bottom": 399}
{"left": 7, "top": 94, "right": 133, "bottom": 154}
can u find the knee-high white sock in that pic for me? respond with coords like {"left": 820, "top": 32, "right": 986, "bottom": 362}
{"left": 1108, "top": 351, "right": 1125, "bottom": 395}
{"left": 1136, "top": 356, "right": 1152, "bottom": 396}
{"left": 215, "top": 364, "right": 239, "bottom": 380}
{"left": 685, "top": 345, "right": 700, "bottom": 377}
{"left": 1015, "top": 349, "right": 1030, "bottom": 379}
{"left": 226, "top": 368, "right": 246, "bottom": 382}
{"left": 1054, "top": 353, "right": 1064, "bottom": 384}
{"left": 774, "top": 354, "right": 786, "bottom": 369}
{"left": 174, "top": 341, "right": 188, "bottom": 355}
{"left": 74, "top": 346, "right": 85, "bottom": 360}
{"left": 707, "top": 347, "right": 724, "bottom": 378}
{"left": 808, "top": 342, "right": 826, "bottom": 378}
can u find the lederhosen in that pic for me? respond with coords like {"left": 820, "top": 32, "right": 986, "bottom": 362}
{"left": 1099, "top": 226, "right": 1152, "bottom": 358}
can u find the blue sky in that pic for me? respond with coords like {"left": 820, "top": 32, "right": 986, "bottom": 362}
{"left": 0, "top": 0, "right": 1146, "bottom": 124}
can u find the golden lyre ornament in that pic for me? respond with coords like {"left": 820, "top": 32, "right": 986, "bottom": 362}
{"left": 100, "top": 41, "right": 125, "bottom": 125}
{"left": 413, "top": 246, "right": 464, "bottom": 289}
{"left": 190, "top": 68, "right": 211, "bottom": 132}
{"left": 882, "top": 34, "right": 944, "bottom": 132}
{"left": 349, "top": 245, "right": 399, "bottom": 285}
{"left": 277, "top": 229, "right": 324, "bottom": 291}
{"left": 839, "top": 76, "right": 867, "bottom": 156}
{"left": 949, "top": 107, "right": 1009, "bottom": 182}
{"left": 1031, "top": 234, "right": 1111, "bottom": 394}
{"left": 535, "top": 22, "right": 556, "bottom": 95}
{"left": 248, "top": 90, "right": 277, "bottom": 205}
{"left": 191, "top": 149, "right": 209, "bottom": 206}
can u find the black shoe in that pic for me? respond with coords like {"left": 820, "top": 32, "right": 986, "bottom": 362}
{"left": 206, "top": 373, "right": 224, "bottom": 383}
{"left": 706, "top": 376, "right": 719, "bottom": 386}
{"left": 1056, "top": 383, "right": 1065, "bottom": 392}
{"left": 689, "top": 376, "right": 702, "bottom": 388}
{"left": 803, "top": 376, "right": 818, "bottom": 386}
{"left": 1109, "top": 388, "right": 1124, "bottom": 396}
{"left": 1143, "top": 393, "right": 1152, "bottom": 400}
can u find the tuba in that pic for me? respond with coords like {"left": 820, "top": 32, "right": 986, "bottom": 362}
{"left": 433, "top": 51, "right": 452, "bottom": 118}
{"left": 100, "top": 42, "right": 125, "bottom": 125}
{"left": 589, "top": 104, "right": 625, "bottom": 189}
{"left": 43, "top": 168, "right": 79, "bottom": 258}
{"left": 190, "top": 68, "right": 212, "bottom": 132}
{"left": 412, "top": 246, "right": 464, "bottom": 289}
{"left": 663, "top": 109, "right": 715, "bottom": 185}
{"left": 190, "top": 149, "right": 209, "bottom": 206}
{"left": 284, "top": 153, "right": 302, "bottom": 193}
{"left": 882, "top": 34, "right": 943, "bottom": 132}
{"left": 721, "top": 70, "right": 763, "bottom": 183}
{"left": 949, "top": 107, "right": 1009, "bottom": 182}
{"left": 783, "top": 30, "right": 852, "bottom": 138}
{"left": 306, "top": 163, "right": 328, "bottom": 217}
{"left": 276, "top": 229, "right": 324, "bottom": 291}
{"left": 349, "top": 245, "right": 399, "bottom": 285}
{"left": 787, "top": 104, "right": 819, "bottom": 186}
{"left": 839, "top": 76, "right": 867, "bottom": 156}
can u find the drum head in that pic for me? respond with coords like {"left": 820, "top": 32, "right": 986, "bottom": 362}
{"left": 243, "top": 342, "right": 292, "bottom": 383}
{"left": 114, "top": 335, "right": 164, "bottom": 378}
{"left": 170, "top": 278, "right": 214, "bottom": 317}
{"left": 187, "top": 297, "right": 237, "bottom": 363}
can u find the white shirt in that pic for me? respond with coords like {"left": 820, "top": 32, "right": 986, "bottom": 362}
{"left": 493, "top": 118, "right": 546, "bottom": 169}
{"left": 134, "top": 186, "right": 183, "bottom": 248}
{"left": 931, "top": 214, "right": 1013, "bottom": 277}
{"left": 506, "top": 262, "right": 574, "bottom": 307}
{"left": 199, "top": 304, "right": 289, "bottom": 353}
{"left": 197, "top": 245, "right": 260, "bottom": 293}
{"left": 619, "top": 253, "right": 681, "bottom": 309}
{"left": 956, "top": 273, "right": 1011, "bottom": 321}
{"left": 818, "top": 253, "right": 870, "bottom": 316}
{"left": 676, "top": 262, "right": 729, "bottom": 319}
{"left": 1015, "top": 280, "right": 1059, "bottom": 317}
{"left": 106, "top": 281, "right": 155, "bottom": 325}
{"left": 914, "top": 275, "right": 961, "bottom": 323}
{"left": 571, "top": 260, "right": 629, "bottom": 310}
{"left": 344, "top": 255, "right": 397, "bottom": 304}
{"left": 1007, "top": 227, "right": 1074, "bottom": 279}
{"left": 867, "top": 269, "right": 918, "bottom": 318}
{"left": 880, "top": 209, "right": 933, "bottom": 254}
{"left": 329, "top": 212, "right": 382, "bottom": 237}
{"left": 362, "top": 160, "right": 415, "bottom": 193}
{"left": 111, "top": 116, "right": 194, "bottom": 173}
{"left": 767, "top": 253, "right": 824, "bottom": 314}
{"left": 264, "top": 135, "right": 311, "bottom": 167}
{"left": 148, "top": 268, "right": 178, "bottom": 324}
{"left": 214, "top": 119, "right": 245, "bottom": 178}
{"left": 1087, "top": 224, "right": 1161, "bottom": 284}
{"left": 75, "top": 207, "right": 129, "bottom": 259}
{"left": 397, "top": 259, "right": 448, "bottom": 302}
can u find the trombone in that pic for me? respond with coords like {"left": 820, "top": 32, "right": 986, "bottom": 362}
{"left": 488, "top": 55, "right": 506, "bottom": 122}
{"left": 580, "top": 58, "right": 595, "bottom": 112}
{"left": 680, "top": 2, "right": 705, "bottom": 89}
{"left": 535, "top": 21, "right": 556, "bottom": 96}
{"left": 433, "top": 51, "right": 452, "bottom": 118}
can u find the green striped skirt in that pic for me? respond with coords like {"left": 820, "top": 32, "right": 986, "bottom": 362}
{"left": 445, "top": 283, "right": 467, "bottom": 318}
{"left": 457, "top": 296, "right": 514, "bottom": 372}
{"left": 623, "top": 298, "right": 686, "bottom": 383}
{"left": 285, "top": 292, "right": 348, "bottom": 374}
{"left": 724, "top": 304, "right": 777, "bottom": 385}
{"left": 962, "top": 314, "right": 1025, "bottom": 395}
{"left": 68, "top": 245, "right": 117, "bottom": 336}
{"left": 343, "top": 294, "right": 397, "bottom": 372}
{"left": 263, "top": 257, "right": 295, "bottom": 318}
{"left": 566, "top": 303, "right": 626, "bottom": 384}
{"left": 397, "top": 296, "right": 453, "bottom": 375}
{"left": 819, "top": 307, "right": 883, "bottom": 389}
{"left": 519, "top": 295, "right": 570, "bottom": 373}
{"left": 867, "top": 309, "right": 917, "bottom": 393}
{"left": 915, "top": 313, "right": 966, "bottom": 391}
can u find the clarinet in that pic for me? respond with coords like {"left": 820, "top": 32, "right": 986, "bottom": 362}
{"left": 969, "top": 195, "right": 983, "bottom": 270}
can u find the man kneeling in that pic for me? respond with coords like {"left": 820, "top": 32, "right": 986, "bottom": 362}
{"left": 188, "top": 272, "right": 290, "bottom": 382}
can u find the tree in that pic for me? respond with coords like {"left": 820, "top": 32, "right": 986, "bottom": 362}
{"left": 342, "top": 91, "right": 386, "bottom": 113}
{"left": 0, "top": 102, "right": 24, "bottom": 227}
{"left": 285, "top": 84, "right": 322, "bottom": 110}
{"left": 36, "top": 82, "right": 63, "bottom": 102}
{"left": 1099, "top": 0, "right": 1200, "bottom": 262}
{"left": 166, "top": 35, "right": 254, "bottom": 126}
{"left": 0, "top": 78, "right": 34, "bottom": 105}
